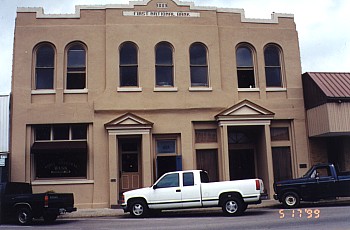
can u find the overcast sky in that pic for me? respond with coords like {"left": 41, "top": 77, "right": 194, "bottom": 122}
{"left": 1, "top": 0, "right": 349, "bottom": 94}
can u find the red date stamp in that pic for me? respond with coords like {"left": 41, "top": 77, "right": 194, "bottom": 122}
{"left": 279, "top": 209, "right": 320, "bottom": 219}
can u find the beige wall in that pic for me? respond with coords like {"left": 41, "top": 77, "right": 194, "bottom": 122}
{"left": 11, "top": 0, "right": 308, "bottom": 208}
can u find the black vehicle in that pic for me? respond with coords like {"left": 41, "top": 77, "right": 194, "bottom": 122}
{"left": 0, "top": 182, "right": 76, "bottom": 225}
{"left": 274, "top": 163, "right": 350, "bottom": 208}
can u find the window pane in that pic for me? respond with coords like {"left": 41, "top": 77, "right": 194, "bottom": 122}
{"left": 156, "top": 66, "right": 173, "bottom": 86}
{"left": 183, "top": 172, "right": 194, "bottom": 186}
{"left": 272, "top": 147, "right": 292, "bottom": 181}
{"left": 67, "top": 72, "right": 86, "bottom": 89}
{"left": 190, "top": 66, "right": 208, "bottom": 86}
{"left": 53, "top": 125, "right": 69, "bottom": 140}
{"left": 237, "top": 69, "right": 255, "bottom": 88}
{"left": 35, "top": 125, "right": 51, "bottom": 141}
{"left": 265, "top": 67, "right": 282, "bottom": 87}
{"left": 36, "top": 45, "right": 54, "bottom": 67}
{"left": 156, "top": 43, "right": 173, "bottom": 65}
{"left": 122, "top": 154, "right": 138, "bottom": 172}
{"left": 264, "top": 46, "right": 280, "bottom": 66}
{"left": 35, "top": 151, "right": 87, "bottom": 178}
{"left": 156, "top": 173, "right": 179, "bottom": 188}
{"left": 156, "top": 140, "right": 176, "bottom": 154}
{"left": 68, "top": 49, "right": 86, "bottom": 67}
{"left": 195, "top": 129, "right": 217, "bottom": 143}
{"left": 120, "top": 66, "right": 138, "bottom": 86}
{"left": 190, "top": 43, "right": 207, "bottom": 65}
{"left": 120, "top": 43, "right": 137, "bottom": 65}
{"left": 71, "top": 124, "right": 87, "bottom": 140}
{"left": 36, "top": 68, "right": 54, "bottom": 89}
{"left": 270, "top": 127, "right": 289, "bottom": 141}
{"left": 236, "top": 47, "right": 253, "bottom": 67}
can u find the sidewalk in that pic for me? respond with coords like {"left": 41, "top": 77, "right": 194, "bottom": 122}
{"left": 59, "top": 199, "right": 278, "bottom": 219}
{"left": 60, "top": 198, "right": 350, "bottom": 219}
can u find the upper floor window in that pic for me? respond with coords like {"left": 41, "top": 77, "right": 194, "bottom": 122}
{"left": 236, "top": 44, "right": 256, "bottom": 88}
{"left": 264, "top": 44, "right": 283, "bottom": 87}
{"left": 190, "top": 43, "right": 208, "bottom": 87}
{"left": 66, "top": 43, "right": 87, "bottom": 90}
{"left": 35, "top": 43, "right": 55, "bottom": 89}
{"left": 119, "top": 42, "right": 138, "bottom": 87}
{"left": 155, "top": 42, "right": 174, "bottom": 87}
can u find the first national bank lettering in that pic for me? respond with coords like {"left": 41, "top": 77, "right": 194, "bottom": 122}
{"left": 123, "top": 11, "right": 200, "bottom": 17}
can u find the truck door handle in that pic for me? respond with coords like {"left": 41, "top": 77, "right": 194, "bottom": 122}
{"left": 176, "top": 189, "right": 181, "bottom": 192}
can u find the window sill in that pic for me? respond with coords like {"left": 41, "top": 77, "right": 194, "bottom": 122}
{"left": 32, "top": 179, "right": 94, "bottom": 185}
{"left": 117, "top": 87, "right": 142, "bottom": 92}
{"left": 189, "top": 87, "right": 212, "bottom": 92}
{"left": 238, "top": 88, "right": 260, "bottom": 92}
{"left": 154, "top": 87, "right": 178, "bottom": 92}
{"left": 31, "top": 89, "right": 56, "bottom": 95}
{"left": 266, "top": 88, "right": 287, "bottom": 92}
{"left": 64, "top": 89, "right": 88, "bottom": 94}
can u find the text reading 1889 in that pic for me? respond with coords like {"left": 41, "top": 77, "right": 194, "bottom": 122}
{"left": 279, "top": 209, "right": 320, "bottom": 219}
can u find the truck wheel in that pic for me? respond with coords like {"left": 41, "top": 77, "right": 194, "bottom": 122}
{"left": 282, "top": 192, "right": 300, "bottom": 208}
{"left": 43, "top": 213, "right": 58, "bottom": 224}
{"left": 221, "top": 196, "right": 244, "bottom": 216}
{"left": 130, "top": 199, "right": 149, "bottom": 218}
{"left": 16, "top": 207, "right": 33, "bottom": 225}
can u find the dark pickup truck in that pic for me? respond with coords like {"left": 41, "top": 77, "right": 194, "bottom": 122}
{"left": 0, "top": 182, "right": 76, "bottom": 225}
{"left": 274, "top": 163, "right": 350, "bottom": 208}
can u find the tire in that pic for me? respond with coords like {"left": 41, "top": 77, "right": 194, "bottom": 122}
{"left": 129, "top": 199, "right": 149, "bottom": 218}
{"left": 221, "top": 196, "right": 245, "bottom": 216}
{"left": 16, "top": 207, "right": 33, "bottom": 225}
{"left": 43, "top": 213, "right": 58, "bottom": 224}
{"left": 282, "top": 192, "right": 300, "bottom": 208}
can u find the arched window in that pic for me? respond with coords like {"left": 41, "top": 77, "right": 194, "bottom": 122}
{"left": 119, "top": 42, "right": 138, "bottom": 87}
{"left": 35, "top": 43, "right": 55, "bottom": 89}
{"left": 190, "top": 43, "right": 208, "bottom": 87}
{"left": 155, "top": 42, "right": 174, "bottom": 87}
{"left": 66, "top": 42, "right": 87, "bottom": 90}
{"left": 236, "top": 44, "right": 256, "bottom": 88}
{"left": 264, "top": 44, "right": 283, "bottom": 87}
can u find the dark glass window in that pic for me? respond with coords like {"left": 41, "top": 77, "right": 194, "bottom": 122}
{"left": 270, "top": 127, "right": 289, "bottom": 141}
{"left": 35, "top": 150, "right": 87, "bottom": 178}
{"left": 190, "top": 43, "right": 208, "bottom": 87}
{"left": 236, "top": 45, "right": 255, "bottom": 88}
{"left": 155, "top": 42, "right": 174, "bottom": 86}
{"left": 53, "top": 125, "right": 69, "bottom": 140}
{"left": 119, "top": 42, "right": 138, "bottom": 87}
{"left": 195, "top": 129, "right": 217, "bottom": 143}
{"left": 264, "top": 44, "right": 282, "bottom": 87}
{"left": 71, "top": 124, "right": 88, "bottom": 140}
{"left": 35, "top": 125, "right": 51, "bottom": 141}
{"left": 183, "top": 172, "right": 194, "bottom": 186}
{"left": 35, "top": 44, "right": 55, "bottom": 89}
{"left": 67, "top": 43, "right": 86, "bottom": 89}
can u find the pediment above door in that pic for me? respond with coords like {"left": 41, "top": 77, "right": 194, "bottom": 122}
{"left": 215, "top": 100, "right": 275, "bottom": 126}
{"left": 105, "top": 113, "right": 153, "bottom": 132}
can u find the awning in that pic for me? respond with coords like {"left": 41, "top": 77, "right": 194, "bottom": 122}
{"left": 31, "top": 141, "right": 87, "bottom": 154}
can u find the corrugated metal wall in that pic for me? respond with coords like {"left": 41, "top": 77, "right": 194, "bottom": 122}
{"left": 0, "top": 94, "right": 10, "bottom": 153}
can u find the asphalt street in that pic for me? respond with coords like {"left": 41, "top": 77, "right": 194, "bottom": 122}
{"left": 1, "top": 201, "right": 350, "bottom": 230}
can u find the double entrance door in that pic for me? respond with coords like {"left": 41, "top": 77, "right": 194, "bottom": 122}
{"left": 119, "top": 137, "right": 141, "bottom": 194}
{"left": 229, "top": 149, "right": 256, "bottom": 180}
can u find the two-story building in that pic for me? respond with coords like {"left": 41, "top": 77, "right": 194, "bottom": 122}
{"left": 11, "top": 0, "right": 309, "bottom": 208}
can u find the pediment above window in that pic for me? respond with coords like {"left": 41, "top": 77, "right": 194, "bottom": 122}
{"left": 105, "top": 113, "right": 153, "bottom": 132}
{"left": 215, "top": 100, "right": 275, "bottom": 126}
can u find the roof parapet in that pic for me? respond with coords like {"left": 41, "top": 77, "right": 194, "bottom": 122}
{"left": 17, "top": 0, "right": 294, "bottom": 23}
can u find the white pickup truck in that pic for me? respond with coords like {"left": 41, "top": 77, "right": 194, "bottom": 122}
{"left": 121, "top": 170, "right": 267, "bottom": 217}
